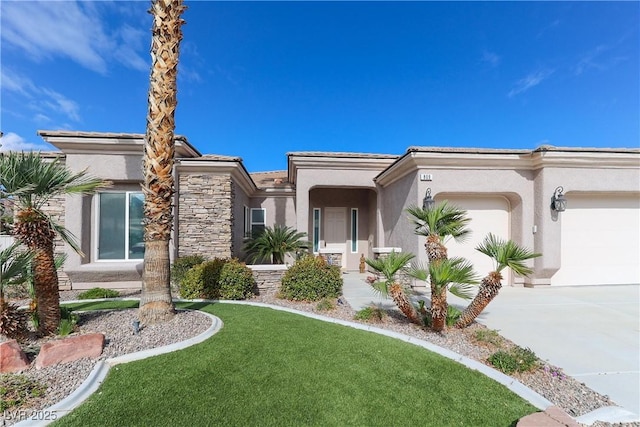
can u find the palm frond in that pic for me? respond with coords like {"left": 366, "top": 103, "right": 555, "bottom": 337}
{"left": 371, "top": 280, "right": 390, "bottom": 297}
{"left": 428, "top": 257, "right": 479, "bottom": 296}
{"left": 0, "top": 243, "right": 33, "bottom": 287}
{"left": 476, "top": 233, "right": 541, "bottom": 276}
{"left": 406, "top": 201, "right": 471, "bottom": 243}
{"left": 365, "top": 251, "right": 415, "bottom": 282}
{"left": 243, "top": 224, "right": 309, "bottom": 264}
{"left": 404, "top": 260, "right": 429, "bottom": 282}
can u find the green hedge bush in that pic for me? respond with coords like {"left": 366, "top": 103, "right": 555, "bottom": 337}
{"left": 179, "top": 258, "right": 255, "bottom": 300}
{"left": 219, "top": 259, "right": 256, "bottom": 300}
{"left": 77, "top": 288, "right": 120, "bottom": 300}
{"left": 171, "top": 255, "right": 206, "bottom": 291}
{"left": 279, "top": 255, "right": 342, "bottom": 301}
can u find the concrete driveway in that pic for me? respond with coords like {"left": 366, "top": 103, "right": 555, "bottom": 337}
{"left": 450, "top": 285, "right": 639, "bottom": 419}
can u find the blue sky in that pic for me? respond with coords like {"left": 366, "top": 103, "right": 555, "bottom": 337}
{"left": 1, "top": 1, "right": 638, "bottom": 172}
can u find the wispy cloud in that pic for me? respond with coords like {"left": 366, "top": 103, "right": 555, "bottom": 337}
{"left": 0, "top": 132, "right": 55, "bottom": 152}
{"left": 574, "top": 44, "right": 628, "bottom": 76}
{"left": 508, "top": 69, "right": 554, "bottom": 98}
{"left": 1, "top": 68, "right": 82, "bottom": 124}
{"left": 481, "top": 50, "right": 501, "bottom": 68}
{"left": 1, "top": 1, "right": 148, "bottom": 74}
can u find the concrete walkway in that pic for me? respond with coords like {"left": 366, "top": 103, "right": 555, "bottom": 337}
{"left": 341, "top": 273, "right": 640, "bottom": 423}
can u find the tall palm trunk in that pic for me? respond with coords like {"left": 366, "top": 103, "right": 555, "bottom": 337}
{"left": 13, "top": 209, "right": 60, "bottom": 335}
{"left": 427, "top": 235, "right": 449, "bottom": 332}
{"left": 389, "top": 283, "right": 422, "bottom": 326}
{"left": 455, "top": 271, "right": 502, "bottom": 329}
{"left": 139, "top": 0, "right": 186, "bottom": 324}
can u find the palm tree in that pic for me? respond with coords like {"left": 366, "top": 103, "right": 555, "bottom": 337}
{"left": 455, "top": 234, "right": 541, "bottom": 329}
{"left": 419, "top": 257, "right": 479, "bottom": 331}
{"left": 0, "top": 242, "right": 32, "bottom": 305}
{"left": 139, "top": 0, "right": 186, "bottom": 325}
{"left": 407, "top": 201, "right": 471, "bottom": 332}
{"left": 0, "top": 152, "right": 105, "bottom": 334}
{"left": 243, "top": 225, "right": 309, "bottom": 264}
{"left": 365, "top": 251, "right": 423, "bottom": 326}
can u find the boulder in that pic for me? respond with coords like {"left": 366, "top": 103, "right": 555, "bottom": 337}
{"left": 35, "top": 333, "right": 105, "bottom": 369}
{"left": 0, "top": 339, "right": 30, "bottom": 373}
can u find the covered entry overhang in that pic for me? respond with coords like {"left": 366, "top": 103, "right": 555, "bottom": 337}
{"left": 287, "top": 151, "right": 397, "bottom": 270}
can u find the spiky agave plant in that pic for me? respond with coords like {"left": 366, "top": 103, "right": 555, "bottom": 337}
{"left": 455, "top": 234, "right": 541, "bottom": 329}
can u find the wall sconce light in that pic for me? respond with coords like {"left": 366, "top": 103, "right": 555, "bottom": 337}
{"left": 551, "top": 186, "right": 567, "bottom": 212}
{"left": 422, "top": 188, "right": 435, "bottom": 210}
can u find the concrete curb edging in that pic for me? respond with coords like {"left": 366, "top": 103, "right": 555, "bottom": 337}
{"left": 14, "top": 305, "right": 222, "bottom": 427}
{"left": 14, "top": 298, "right": 629, "bottom": 426}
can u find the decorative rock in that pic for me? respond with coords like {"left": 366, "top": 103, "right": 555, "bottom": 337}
{"left": 35, "top": 333, "right": 105, "bottom": 369}
{"left": 0, "top": 339, "right": 30, "bottom": 373}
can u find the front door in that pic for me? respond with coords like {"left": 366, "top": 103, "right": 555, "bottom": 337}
{"left": 324, "top": 207, "right": 346, "bottom": 267}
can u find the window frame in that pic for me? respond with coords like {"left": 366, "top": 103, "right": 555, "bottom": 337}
{"left": 95, "top": 191, "right": 145, "bottom": 262}
{"left": 249, "top": 208, "right": 266, "bottom": 237}
{"left": 313, "top": 208, "right": 321, "bottom": 253}
{"left": 350, "top": 208, "right": 358, "bottom": 253}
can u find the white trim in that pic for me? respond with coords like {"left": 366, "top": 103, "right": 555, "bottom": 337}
{"left": 350, "top": 208, "right": 358, "bottom": 253}
{"left": 249, "top": 207, "right": 266, "bottom": 236}
{"left": 313, "top": 208, "right": 321, "bottom": 253}
{"left": 95, "top": 191, "right": 144, "bottom": 261}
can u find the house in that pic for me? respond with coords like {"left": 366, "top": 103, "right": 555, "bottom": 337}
{"left": 23, "top": 130, "right": 640, "bottom": 289}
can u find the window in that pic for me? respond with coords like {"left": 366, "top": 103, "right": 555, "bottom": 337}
{"left": 98, "top": 192, "right": 144, "bottom": 260}
{"left": 243, "top": 206, "right": 250, "bottom": 238}
{"left": 313, "top": 208, "right": 321, "bottom": 252}
{"left": 351, "top": 208, "right": 358, "bottom": 253}
{"left": 250, "top": 208, "right": 266, "bottom": 237}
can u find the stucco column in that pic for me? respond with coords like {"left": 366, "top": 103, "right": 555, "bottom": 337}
{"left": 296, "top": 182, "right": 310, "bottom": 237}
{"left": 530, "top": 174, "right": 562, "bottom": 286}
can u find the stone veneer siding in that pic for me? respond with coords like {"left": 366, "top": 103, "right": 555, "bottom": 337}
{"left": 40, "top": 194, "right": 72, "bottom": 289}
{"left": 177, "top": 173, "right": 234, "bottom": 258}
{"left": 248, "top": 265, "right": 288, "bottom": 295}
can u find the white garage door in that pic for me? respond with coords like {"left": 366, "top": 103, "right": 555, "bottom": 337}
{"left": 551, "top": 194, "right": 640, "bottom": 286}
{"left": 439, "top": 195, "right": 511, "bottom": 286}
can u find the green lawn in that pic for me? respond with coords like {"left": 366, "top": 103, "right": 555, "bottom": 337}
{"left": 55, "top": 302, "right": 536, "bottom": 426}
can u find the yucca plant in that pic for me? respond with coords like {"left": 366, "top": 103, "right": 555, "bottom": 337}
{"left": 455, "top": 234, "right": 541, "bottom": 328}
{"left": 365, "top": 251, "right": 422, "bottom": 326}
{"left": 243, "top": 225, "right": 310, "bottom": 264}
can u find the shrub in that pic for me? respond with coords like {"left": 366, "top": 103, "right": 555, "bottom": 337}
{"left": 179, "top": 258, "right": 226, "bottom": 299}
{"left": 488, "top": 346, "right": 538, "bottom": 375}
{"left": 57, "top": 306, "right": 79, "bottom": 336}
{"left": 77, "top": 287, "right": 120, "bottom": 300}
{"left": 354, "top": 305, "right": 387, "bottom": 322}
{"left": 171, "top": 255, "right": 206, "bottom": 291}
{"left": 474, "top": 328, "right": 504, "bottom": 347}
{"left": 0, "top": 374, "right": 47, "bottom": 412}
{"left": 279, "top": 255, "right": 342, "bottom": 301}
{"left": 218, "top": 259, "right": 255, "bottom": 300}
{"left": 316, "top": 298, "right": 336, "bottom": 311}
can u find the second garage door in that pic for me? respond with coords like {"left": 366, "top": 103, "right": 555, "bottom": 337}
{"left": 551, "top": 193, "right": 640, "bottom": 286}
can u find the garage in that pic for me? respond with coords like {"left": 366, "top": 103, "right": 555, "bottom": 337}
{"left": 551, "top": 193, "right": 640, "bottom": 286}
{"left": 438, "top": 195, "right": 512, "bottom": 286}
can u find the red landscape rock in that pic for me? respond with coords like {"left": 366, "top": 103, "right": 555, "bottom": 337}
{"left": 35, "top": 333, "right": 105, "bottom": 369}
{"left": 0, "top": 339, "right": 30, "bottom": 373}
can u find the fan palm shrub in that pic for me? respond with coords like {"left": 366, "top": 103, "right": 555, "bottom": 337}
{"left": 365, "top": 251, "right": 422, "bottom": 326}
{"left": 455, "top": 234, "right": 541, "bottom": 328}
{"left": 243, "top": 224, "right": 309, "bottom": 264}
{"left": 0, "top": 152, "right": 105, "bottom": 334}
{"left": 0, "top": 243, "right": 32, "bottom": 339}
{"left": 406, "top": 201, "right": 471, "bottom": 332}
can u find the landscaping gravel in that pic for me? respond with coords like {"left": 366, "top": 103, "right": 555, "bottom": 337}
{"left": 2, "top": 290, "right": 638, "bottom": 427}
